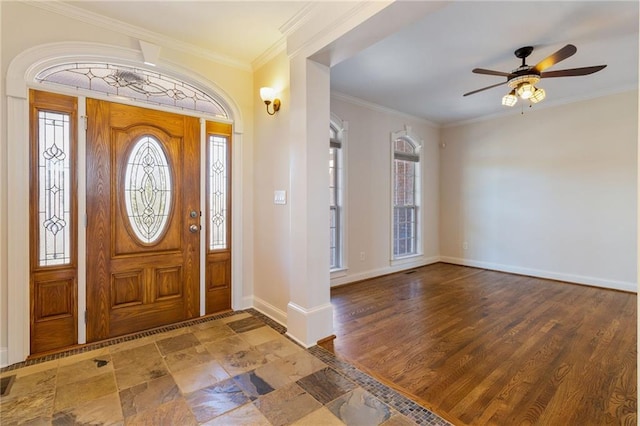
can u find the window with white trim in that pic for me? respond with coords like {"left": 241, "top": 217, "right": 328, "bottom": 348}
{"left": 392, "top": 132, "right": 421, "bottom": 258}
{"left": 329, "top": 122, "right": 344, "bottom": 270}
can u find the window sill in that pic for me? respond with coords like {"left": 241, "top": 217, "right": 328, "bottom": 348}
{"left": 330, "top": 268, "right": 348, "bottom": 279}
{"left": 390, "top": 254, "right": 424, "bottom": 267}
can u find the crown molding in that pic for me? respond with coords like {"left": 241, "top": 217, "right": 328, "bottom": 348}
{"left": 442, "top": 84, "right": 639, "bottom": 128}
{"left": 331, "top": 91, "right": 441, "bottom": 129}
{"left": 287, "top": 1, "right": 392, "bottom": 61}
{"left": 252, "top": 38, "right": 287, "bottom": 71}
{"left": 25, "top": 0, "right": 252, "bottom": 71}
{"left": 279, "top": 3, "right": 317, "bottom": 37}
{"left": 253, "top": 3, "right": 317, "bottom": 71}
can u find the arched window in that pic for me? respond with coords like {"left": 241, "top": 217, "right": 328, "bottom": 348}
{"left": 392, "top": 129, "right": 421, "bottom": 259}
{"left": 35, "top": 62, "right": 228, "bottom": 118}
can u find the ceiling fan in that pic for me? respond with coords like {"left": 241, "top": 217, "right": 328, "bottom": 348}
{"left": 463, "top": 44, "right": 606, "bottom": 107}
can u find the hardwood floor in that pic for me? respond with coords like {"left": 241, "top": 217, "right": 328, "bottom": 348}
{"left": 328, "top": 263, "right": 637, "bottom": 425}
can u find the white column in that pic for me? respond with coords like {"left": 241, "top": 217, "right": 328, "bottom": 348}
{"left": 7, "top": 94, "right": 30, "bottom": 364}
{"left": 286, "top": 56, "right": 333, "bottom": 347}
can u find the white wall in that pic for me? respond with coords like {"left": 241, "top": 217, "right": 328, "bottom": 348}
{"left": 440, "top": 91, "right": 638, "bottom": 291}
{"left": 330, "top": 94, "right": 440, "bottom": 286}
{"left": 252, "top": 51, "right": 291, "bottom": 324}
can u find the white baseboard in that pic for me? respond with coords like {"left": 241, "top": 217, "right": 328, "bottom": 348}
{"left": 0, "top": 347, "right": 7, "bottom": 368}
{"left": 330, "top": 255, "right": 440, "bottom": 287}
{"left": 440, "top": 256, "right": 637, "bottom": 293}
{"left": 286, "top": 302, "right": 334, "bottom": 348}
{"left": 252, "top": 296, "right": 287, "bottom": 327}
{"left": 238, "top": 295, "right": 254, "bottom": 311}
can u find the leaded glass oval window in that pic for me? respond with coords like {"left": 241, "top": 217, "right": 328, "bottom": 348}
{"left": 124, "top": 136, "right": 172, "bottom": 244}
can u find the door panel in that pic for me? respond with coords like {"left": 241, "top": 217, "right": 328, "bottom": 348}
{"left": 31, "top": 272, "right": 77, "bottom": 352}
{"left": 206, "top": 253, "right": 231, "bottom": 313}
{"left": 86, "top": 99, "right": 200, "bottom": 341}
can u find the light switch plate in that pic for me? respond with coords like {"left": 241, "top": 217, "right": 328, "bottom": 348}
{"left": 274, "top": 190, "right": 286, "bottom": 205}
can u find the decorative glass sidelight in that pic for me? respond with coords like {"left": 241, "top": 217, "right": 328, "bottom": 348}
{"left": 124, "top": 136, "right": 172, "bottom": 244}
{"left": 38, "top": 111, "right": 72, "bottom": 266}
{"left": 208, "top": 135, "right": 228, "bottom": 250}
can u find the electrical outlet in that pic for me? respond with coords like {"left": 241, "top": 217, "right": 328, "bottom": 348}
{"left": 359, "top": 252, "right": 365, "bottom": 261}
{"left": 463, "top": 242, "right": 468, "bottom": 250}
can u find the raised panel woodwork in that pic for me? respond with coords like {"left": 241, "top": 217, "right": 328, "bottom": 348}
{"left": 34, "top": 279, "right": 74, "bottom": 320}
{"left": 207, "top": 261, "right": 228, "bottom": 290}
{"left": 30, "top": 268, "right": 77, "bottom": 353}
{"left": 111, "top": 270, "right": 144, "bottom": 308}
{"left": 155, "top": 266, "right": 182, "bottom": 300}
{"left": 205, "top": 252, "right": 231, "bottom": 314}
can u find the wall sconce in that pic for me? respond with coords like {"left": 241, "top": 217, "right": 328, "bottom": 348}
{"left": 260, "top": 87, "right": 281, "bottom": 115}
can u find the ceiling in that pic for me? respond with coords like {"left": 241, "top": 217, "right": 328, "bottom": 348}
{"left": 57, "top": 1, "right": 639, "bottom": 126}
{"left": 331, "top": 1, "right": 639, "bottom": 125}
{"left": 58, "top": 1, "right": 312, "bottom": 67}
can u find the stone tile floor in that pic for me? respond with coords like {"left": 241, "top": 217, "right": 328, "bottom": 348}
{"left": 0, "top": 309, "right": 449, "bottom": 425}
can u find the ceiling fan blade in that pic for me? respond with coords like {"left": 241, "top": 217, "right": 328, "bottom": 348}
{"left": 472, "top": 68, "right": 511, "bottom": 77}
{"left": 533, "top": 44, "right": 577, "bottom": 73}
{"left": 463, "top": 81, "right": 507, "bottom": 97}
{"left": 541, "top": 65, "right": 607, "bottom": 78}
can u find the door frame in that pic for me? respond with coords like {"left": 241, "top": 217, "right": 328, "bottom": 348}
{"left": 6, "top": 42, "right": 247, "bottom": 365}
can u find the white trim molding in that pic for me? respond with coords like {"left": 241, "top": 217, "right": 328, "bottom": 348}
{"left": 6, "top": 94, "right": 30, "bottom": 366}
{"left": 440, "top": 256, "right": 637, "bottom": 293}
{"left": 331, "top": 255, "right": 439, "bottom": 287}
{"left": 252, "top": 296, "right": 287, "bottom": 328}
{"left": 0, "top": 348, "right": 7, "bottom": 368}
{"left": 332, "top": 91, "right": 440, "bottom": 129}
{"left": 286, "top": 302, "right": 334, "bottom": 348}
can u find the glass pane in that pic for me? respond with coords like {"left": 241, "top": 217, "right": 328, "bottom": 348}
{"left": 393, "top": 206, "right": 417, "bottom": 257}
{"left": 330, "top": 206, "right": 338, "bottom": 269}
{"left": 36, "top": 63, "right": 228, "bottom": 118}
{"left": 38, "top": 111, "right": 71, "bottom": 266}
{"left": 209, "top": 135, "right": 228, "bottom": 250}
{"left": 329, "top": 148, "right": 337, "bottom": 207}
{"left": 394, "top": 159, "right": 415, "bottom": 206}
{"left": 124, "top": 136, "right": 172, "bottom": 244}
{"left": 394, "top": 138, "right": 414, "bottom": 154}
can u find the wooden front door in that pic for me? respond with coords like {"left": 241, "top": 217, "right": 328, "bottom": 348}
{"left": 86, "top": 99, "right": 200, "bottom": 341}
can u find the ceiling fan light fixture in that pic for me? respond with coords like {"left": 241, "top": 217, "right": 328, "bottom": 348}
{"left": 530, "top": 87, "right": 546, "bottom": 104}
{"left": 517, "top": 82, "right": 535, "bottom": 99}
{"left": 502, "top": 90, "right": 518, "bottom": 107}
{"left": 465, "top": 44, "right": 607, "bottom": 111}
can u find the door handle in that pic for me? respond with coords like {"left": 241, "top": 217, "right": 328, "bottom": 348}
{"left": 189, "top": 224, "right": 200, "bottom": 233}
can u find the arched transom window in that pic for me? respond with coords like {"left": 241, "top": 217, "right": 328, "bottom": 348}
{"left": 35, "top": 62, "right": 228, "bottom": 118}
